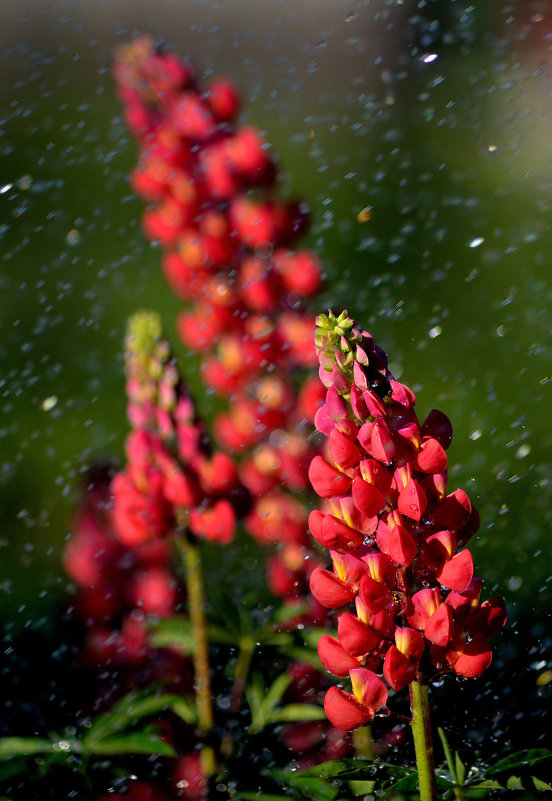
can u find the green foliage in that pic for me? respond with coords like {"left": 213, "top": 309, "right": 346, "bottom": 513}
{"left": 265, "top": 745, "right": 552, "bottom": 800}
{"left": 246, "top": 672, "right": 326, "bottom": 734}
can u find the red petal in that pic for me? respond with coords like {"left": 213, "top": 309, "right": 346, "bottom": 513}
{"left": 337, "top": 612, "right": 381, "bottom": 657}
{"left": 361, "top": 388, "right": 386, "bottom": 418}
{"left": 383, "top": 645, "right": 416, "bottom": 691}
{"left": 189, "top": 499, "right": 236, "bottom": 544}
{"left": 407, "top": 588, "right": 441, "bottom": 630}
{"left": 416, "top": 437, "right": 448, "bottom": 474}
{"left": 425, "top": 604, "right": 454, "bottom": 647}
{"left": 389, "top": 380, "right": 416, "bottom": 408}
{"left": 352, "top": 476, "right": 386, "bottom": 517}
{"left": 359, "top": 458, "right": 393, "bottom": 494}
{"left": 359, "top": 574, "right": 394, "bottom": 612}
{"left": 314, "top": 403, "right": 335, "bottom": 436}
{"left": 357, "top": 421, "right": 374, "bottom": 452}
{"left": 437, "top": 549, "right": 474, "bottom": 592}
{"left": 448, "top": 633, "right": 492, "bottom": 678}
{"left": 350, "top": 384, "right": 368, "bottom": 419}
{"left": 422, "top": 530, "right": 456, "bottom": 571}
{"left": 350, "top": 667, "right": 388, "bottom": 714}
{"left": 308, "top": 455, "right": 352, "bottom": 499}
{"left": 376, "top": 521, "right": 417, "bottom": 567}
{"left": 329, "top": 428, "right": 361, "bottom": 470}
{"left": 468, "top": 597, "right": 507, "bottom": 639}
{"left": 421, "top": 409, "right": 453, "bottom": 449}
{"left": 398, "top": 479, "right": 427, "bottom": 522}
{"left": 395, "top": 627, "right": 425, "bottom": 662}
{"left": 310, "top": 567, "right": 356, "bottom": 608}
{"left": 445, "top": 578, "right": 483, "bottom": 619}
{"left": 318, "top": 635, "right": 360, "bottom": 677}
{"left": 432, "top": 489, "right": 471, "bottom": 531}
{"left": 320, "top": 514, "right": 365, "bottom": 551}
{"left": 324, "top": 686, "right": 371, "bottom": 731}
{"left": 370, "top": 420, "right": 396, "bottom": 463}
{"left": 326, "top": 384, "right": 349, "bottom": 421}
{"left": 308, "top": 509, "right": 325, "bottom": 546}
{"left": 364, "top": 551, "right": 397, "bottom": 585}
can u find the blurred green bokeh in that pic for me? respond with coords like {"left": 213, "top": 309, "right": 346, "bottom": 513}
{"left": 1, "top": 1, "right": 551, "bottom": 637}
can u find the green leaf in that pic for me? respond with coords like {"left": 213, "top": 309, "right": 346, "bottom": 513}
{"left": 298, "top": 758, "right": 372, "bottom": 779}
{"left": 237, "top": 794, "right": 297, "bottom": 801}
{"left": 270, "top": 770, "right": 339, "bottom": 800}
{"left": 0, "top": 756, "right": 28, "bottom": 781}
{"left": 506, "top": 775, "right": 525, "bottom": 790}
{"left": 85, "top": 690, "right": 188, "bottom": 742}
{"left": 455, "top": 750, "right": 466, "bottom": 786}
{"left": 268, "top": 703, "right": 327, "bottom": 724}
{"left": 170, "top": 697, "right": 197, "bottom": 725}
{"left": 148, "top": 617, "right": 194, "bottom": 653}
{"left": 262, "top": 673, "right": 293, "bottom": 713}
{"left": 347, "top": 780, "right": 375, "bottom": 794}
{"left": 247, "top": 673, "right": 294, "bottom": 734}
{"left": 0, "top": 738, "right": 59, "bottom": 757}
{"left": 532, "top": 776, "right": 552, "bottom": 790}
{"left": 467, "top": 779, "right": 504, "bottom": 790}
{"left": 488, "top": 748, "right": 552, "bottom": 774}
{"left": 83, "top": 732, "right": 175, "bottom": 757}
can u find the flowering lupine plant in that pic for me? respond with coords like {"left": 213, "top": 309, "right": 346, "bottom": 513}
{"left": 308, "top": 310, "right": 507, "bottom": 798}
{"left": 113, "top": 36, "right": 325, "bottom": 617}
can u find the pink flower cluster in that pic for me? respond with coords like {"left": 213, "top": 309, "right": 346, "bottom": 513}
{"left": 112, "top": 311, "right": 244, "bottom": 549}
{"left": 64, "top": 311, "right": 246, "bottom": 666}
{"left": 308, "top": 311, "right": 507, "bottom": 730}
{"left": 114, "top": 35, "right": 325, "bottom": 606}
{"left": 64, "top": 464, "right": 181, "bottom": 668}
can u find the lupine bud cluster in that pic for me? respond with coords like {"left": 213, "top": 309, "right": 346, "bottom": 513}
{"left": 112, "top": 310, "right": 246, "bottom": 549}
{"left": 308, "top": 311, "right": 507, "bottom": 731}
{"left": 114, "top": 36, "right": 326, "bottom": 608}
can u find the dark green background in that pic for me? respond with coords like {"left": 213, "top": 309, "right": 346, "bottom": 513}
{"left": 1, "top": 0, "right": 550, "bottom": 651}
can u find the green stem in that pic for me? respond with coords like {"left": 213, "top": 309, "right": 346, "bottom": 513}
{"left": 352, "top": 725, "right": 375, "bottom": 760}
{"left": 438, "top": 727, "right": 465, "bottom": 801}
{"left": 220, "top": 636, "right": 255, "bottom": 759}
{"left": 175, "top": 531, "right": 215, "bottom": 777}
{"left": 230, "top": 636, "right": 255, "bottom": 714}
{"left": 409, "top": 680, "right": 437, "bottom": 801}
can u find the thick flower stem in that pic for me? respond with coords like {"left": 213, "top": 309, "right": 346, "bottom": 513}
{"left": 175, "top": 531, "right": 216, "bottom": 777}
{"left": 409, "top": 680, "right": 437, "bottom": 801}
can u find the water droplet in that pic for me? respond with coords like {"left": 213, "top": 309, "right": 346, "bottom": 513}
{"left": 66, "top": 228, "right": 80, "bottom": 245}
{"left": 0, "top": 183, "right": 13, "bottom": 194}
{"left": 468, "top": 237, "right": 485, "bottom": 248}
{"left": 42, "top": 395, "right": 58, "bottom": 412}
{"left": 428, "top": 325, "right": 441, "bottom": 339}
{"left": 423, "top": 53, "right": 438, "bottom": 63}
{"left": 515, "top": 443, "right": 531, "bottom": 459}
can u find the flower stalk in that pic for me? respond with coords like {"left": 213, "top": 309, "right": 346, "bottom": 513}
{"left": 410, "top": 680, "right": 436, "bottom": 801}
{"left": 175, "top": 529, "right": 216, "bottom": 777}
